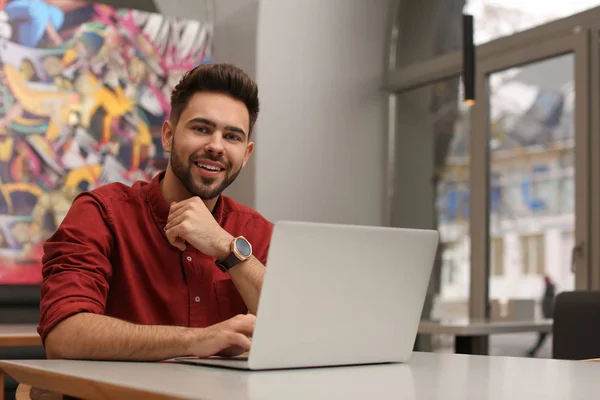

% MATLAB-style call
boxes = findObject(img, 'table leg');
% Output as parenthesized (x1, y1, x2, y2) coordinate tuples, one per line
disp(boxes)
(455, 335, 489, 355)
(455, 336, 474, 354)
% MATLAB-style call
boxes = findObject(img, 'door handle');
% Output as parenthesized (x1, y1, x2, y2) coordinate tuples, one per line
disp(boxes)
(571, 242, 584, 273)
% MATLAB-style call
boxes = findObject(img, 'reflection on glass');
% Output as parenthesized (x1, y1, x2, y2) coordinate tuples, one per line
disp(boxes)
(394, 78, 471, 352)
(436, 78, 472, 323)
(488, 54, 574, 357)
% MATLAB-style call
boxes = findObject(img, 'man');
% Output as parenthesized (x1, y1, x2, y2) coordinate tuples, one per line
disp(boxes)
(38, 63, 273, 361)
(526, 275, 555, 357)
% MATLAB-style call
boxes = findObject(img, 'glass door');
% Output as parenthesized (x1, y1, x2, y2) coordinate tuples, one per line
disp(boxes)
(469, 30, 591, 346)
(487, 55, 575, 316)
(588, 27, 600, 291)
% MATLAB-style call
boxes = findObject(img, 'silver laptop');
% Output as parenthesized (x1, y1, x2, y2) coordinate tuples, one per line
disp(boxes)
(172, 220, 439, 370)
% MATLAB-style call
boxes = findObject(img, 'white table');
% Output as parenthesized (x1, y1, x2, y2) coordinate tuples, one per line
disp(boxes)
(0, 352, 597, 400)
(418, 319, 553, 354)
(0, 325, 41, 348)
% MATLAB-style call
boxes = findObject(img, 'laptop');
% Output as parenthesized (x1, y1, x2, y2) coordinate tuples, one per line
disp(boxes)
(171, 220, 439, 370)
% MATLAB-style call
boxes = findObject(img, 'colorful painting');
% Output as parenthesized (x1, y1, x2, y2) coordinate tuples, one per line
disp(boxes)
(0, 0, 212, 284)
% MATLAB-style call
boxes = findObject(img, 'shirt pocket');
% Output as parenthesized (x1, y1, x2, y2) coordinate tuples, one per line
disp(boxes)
(214, 279, 248, 321)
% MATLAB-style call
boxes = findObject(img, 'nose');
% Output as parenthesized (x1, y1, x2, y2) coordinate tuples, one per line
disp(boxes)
(205, 131, 225, 156)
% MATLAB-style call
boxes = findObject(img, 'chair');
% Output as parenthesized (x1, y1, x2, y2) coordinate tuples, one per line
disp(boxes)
(15, 384, 31, 400)
(1, 345, 47, 400)
(15, 384, 62, 400)
(553, 291, 600, 360)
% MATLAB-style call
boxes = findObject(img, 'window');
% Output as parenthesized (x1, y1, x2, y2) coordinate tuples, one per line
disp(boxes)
(465, 0, 599, 45)
(490, 237, 504, 276)
(441, 241, 460, 286)
(520, 234, 545, 275)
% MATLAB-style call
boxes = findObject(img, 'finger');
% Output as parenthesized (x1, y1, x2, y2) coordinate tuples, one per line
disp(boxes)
(169, 196, 200, 216)
(165, 225, 186, 251)
(229, 333, 252, 352)
(173, 238, 186, 251)
(166, 234, 186, 251)
(164, 224, 178, 243)
(232, 315, 256, 336)
(165, 212, 187, 232)
(169, 197, 210, 223)
(216, 345, 246, 358)
(167, 202, 189, 224)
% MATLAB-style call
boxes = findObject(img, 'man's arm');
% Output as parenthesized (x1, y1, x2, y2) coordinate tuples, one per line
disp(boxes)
(165, 198, 271, 315)
(39, 194, 255, 361)
(45, 312, 255, 361)
(226, 256, 265, 315)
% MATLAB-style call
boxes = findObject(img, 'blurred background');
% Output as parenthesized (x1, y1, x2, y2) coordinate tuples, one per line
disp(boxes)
(2, 2, 600, 387)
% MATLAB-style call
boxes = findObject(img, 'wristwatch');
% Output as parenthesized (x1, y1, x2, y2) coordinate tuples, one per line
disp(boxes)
(215, 236, 253, 272)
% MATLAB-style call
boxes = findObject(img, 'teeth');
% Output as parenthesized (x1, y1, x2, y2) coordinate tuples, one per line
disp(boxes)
(197, 163, 220, 171)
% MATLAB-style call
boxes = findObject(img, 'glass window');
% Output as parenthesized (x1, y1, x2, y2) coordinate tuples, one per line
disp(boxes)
(488, 55, 574, 294)
(490, 237, 504, 276)
(465, 0, 599, 45)
(442, 241, 460, 286)
(521, 234, 546, 275)
(393, 77, 471, 327)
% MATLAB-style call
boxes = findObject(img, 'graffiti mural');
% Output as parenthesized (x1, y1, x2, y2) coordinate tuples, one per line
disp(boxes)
(0, 0, 212, 284)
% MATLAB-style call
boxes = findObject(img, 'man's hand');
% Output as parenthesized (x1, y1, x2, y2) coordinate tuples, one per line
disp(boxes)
(45, 312, 256, 361)
(165, 198, 265, 315)
(165, 197, 233, 259)
(188, 314, 255, 358)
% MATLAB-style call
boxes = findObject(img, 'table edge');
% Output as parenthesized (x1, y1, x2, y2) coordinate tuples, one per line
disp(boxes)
(418, 321, 553, 336)
(0, 337, 42, 347)
(0, 362, 181, 400)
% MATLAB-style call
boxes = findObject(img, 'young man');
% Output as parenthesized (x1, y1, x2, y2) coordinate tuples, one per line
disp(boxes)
(38, 63, 272, 361)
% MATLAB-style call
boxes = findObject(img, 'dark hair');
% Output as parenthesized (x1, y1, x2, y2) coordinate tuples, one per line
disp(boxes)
(169, 63, 260, 136)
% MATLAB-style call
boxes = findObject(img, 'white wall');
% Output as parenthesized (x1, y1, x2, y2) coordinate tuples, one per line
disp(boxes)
(152, 0, 210, 20)
(390, 0, 456, 231)
(155, 0, 390, 225)
(212, 0, 260, 208)
(153, 0, 260, 208)
(254, 0, 389, 225)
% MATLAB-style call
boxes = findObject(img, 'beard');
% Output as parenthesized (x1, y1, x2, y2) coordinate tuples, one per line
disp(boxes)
(170, 146, 242, 200)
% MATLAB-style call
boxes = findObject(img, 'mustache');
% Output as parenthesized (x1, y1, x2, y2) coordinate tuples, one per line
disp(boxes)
(190, 153, 232, 169)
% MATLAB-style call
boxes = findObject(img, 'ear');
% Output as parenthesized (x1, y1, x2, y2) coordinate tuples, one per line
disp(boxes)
(161, 120, 174, 153)
(242, 141, 255, 168)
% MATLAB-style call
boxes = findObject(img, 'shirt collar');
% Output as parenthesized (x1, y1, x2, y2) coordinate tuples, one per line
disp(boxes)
(145, 170, 225, 230)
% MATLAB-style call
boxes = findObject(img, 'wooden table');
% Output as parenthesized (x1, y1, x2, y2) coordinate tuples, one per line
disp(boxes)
(0, 325, 41, 348)
(0, 325, 42, 399)
(1, 351, 597, 400)
(418, 319, 553, 354)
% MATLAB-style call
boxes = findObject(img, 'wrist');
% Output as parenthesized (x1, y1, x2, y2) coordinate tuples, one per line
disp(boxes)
(181, 327, 203, 356)
(215, 233, 234, 261)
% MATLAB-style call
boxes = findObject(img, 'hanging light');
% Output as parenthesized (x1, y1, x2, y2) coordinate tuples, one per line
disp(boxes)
(463, 14, 475, 106)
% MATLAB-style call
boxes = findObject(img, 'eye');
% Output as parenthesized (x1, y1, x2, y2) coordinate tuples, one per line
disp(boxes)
(225, 133, 241, 141)
(193, 126, 209, 133)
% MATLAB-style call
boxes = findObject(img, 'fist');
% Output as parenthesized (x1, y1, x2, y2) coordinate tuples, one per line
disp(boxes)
(188, 314, 256, 358)
(165, 197, 233, 259)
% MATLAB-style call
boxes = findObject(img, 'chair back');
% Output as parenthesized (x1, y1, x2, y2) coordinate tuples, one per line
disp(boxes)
(553, 291, 600, 360)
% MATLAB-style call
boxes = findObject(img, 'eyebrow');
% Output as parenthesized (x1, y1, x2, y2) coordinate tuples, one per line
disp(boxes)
(187, 117, 247, 137)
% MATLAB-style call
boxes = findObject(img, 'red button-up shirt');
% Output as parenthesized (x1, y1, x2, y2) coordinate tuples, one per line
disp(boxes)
(37, 171, 273, 344)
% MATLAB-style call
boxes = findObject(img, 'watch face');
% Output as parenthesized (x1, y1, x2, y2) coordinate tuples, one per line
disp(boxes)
(235, 237, 252, 257)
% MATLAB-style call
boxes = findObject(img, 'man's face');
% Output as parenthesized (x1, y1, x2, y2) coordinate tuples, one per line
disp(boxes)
(162, 92, 254, 200)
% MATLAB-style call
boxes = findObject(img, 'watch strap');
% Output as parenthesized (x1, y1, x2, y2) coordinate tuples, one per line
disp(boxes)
(215, 251, 243, 272)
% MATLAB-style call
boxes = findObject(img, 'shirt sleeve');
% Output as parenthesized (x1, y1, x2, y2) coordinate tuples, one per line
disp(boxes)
(37, 192, 115, 345)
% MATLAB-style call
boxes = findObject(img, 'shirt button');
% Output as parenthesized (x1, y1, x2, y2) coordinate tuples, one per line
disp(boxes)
(195, 296, 201, 303)
(187, 256, 192, 261)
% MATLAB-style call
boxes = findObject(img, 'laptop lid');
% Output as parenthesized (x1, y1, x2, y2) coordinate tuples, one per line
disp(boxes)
(247, 221, 439, 370)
